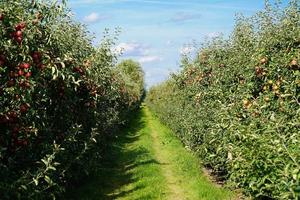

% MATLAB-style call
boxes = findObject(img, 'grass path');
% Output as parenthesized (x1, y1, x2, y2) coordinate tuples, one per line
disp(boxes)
(66, 105, 236, 200)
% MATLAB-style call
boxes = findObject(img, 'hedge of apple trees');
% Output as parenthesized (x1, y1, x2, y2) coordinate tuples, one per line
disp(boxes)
(146, 1, 300, 199)
(0, 0, 144, 199)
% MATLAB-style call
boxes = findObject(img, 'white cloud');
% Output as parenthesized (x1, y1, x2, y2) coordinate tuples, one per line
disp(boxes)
(170, 12, 201, 23)
(138, 56, 163, 63)
(69, 0, 202, 7)
(180, 46, 195, 55)
(83, 12, 108, 23)
(115, 42, 149, 56)
(206, 32, 222, 38)
(166, 40, 174, 46)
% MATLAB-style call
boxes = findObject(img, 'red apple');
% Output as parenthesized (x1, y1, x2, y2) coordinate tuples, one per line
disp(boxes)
(15, 31, 22, 37)
(16, 37, 22, 44)
(25, 72, 32, 78)
(37, 63, 45, 70)
(0, 54, 5, 62)
(15, 22, 26, 31)
(32, 51, 41, 60)
(78, 68, 85, 75)
(24, 81, 30, 88)
(8, 111, 18, 121)
(24, 63, 30, 69)
(20, 63, 30, 69)
(18, 70, 24, 76)
(20, 103, 29, 113)
(73, 66, 79, 72)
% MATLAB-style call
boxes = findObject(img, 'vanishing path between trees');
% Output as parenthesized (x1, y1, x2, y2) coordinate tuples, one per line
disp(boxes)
(66, 105, 237, 200)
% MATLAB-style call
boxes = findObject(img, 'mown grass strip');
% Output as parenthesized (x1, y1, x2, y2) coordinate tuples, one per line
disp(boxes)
(66, 106, 237, 200)
(65, 108, 167, 200)
(145, 106, 236, 200)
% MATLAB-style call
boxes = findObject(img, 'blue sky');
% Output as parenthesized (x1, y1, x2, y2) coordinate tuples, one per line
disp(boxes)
(68, 0, 288, 87)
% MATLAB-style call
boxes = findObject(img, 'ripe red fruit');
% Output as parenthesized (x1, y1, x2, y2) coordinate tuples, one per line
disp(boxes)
(15, 31, 22, 37)
(20, 105, 27, 113)
(32, 51, 41, 60)
(0, 14, 4, 21)
(0, 54, 5, 62)
(20, 22, 26, 29)
(20, 63, 30, 69)
(16, 36, 22, 44)
(15, 22, 26, 31)
(20, 103, 29, 113)
(19, 80, 30, 88)
(8, 111, 18, 121)
(15, 25, 21, 31)
(24, 81, 30, 88)
(37, 63, 45, 70)
(91, 90, 97, 96)
(25, 72, 32, 78)
(33, 53, 42, 64)
(18, 70, 24, 76)
(73, 66, 84, 75)
(23, 63, 30, 69)
(73, 66, 79, 72)
(78, 68, 85, 75)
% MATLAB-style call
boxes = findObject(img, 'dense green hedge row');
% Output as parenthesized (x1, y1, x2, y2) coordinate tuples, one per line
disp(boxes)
(0, 1, 144, 199)
(146, 1, 300, 199)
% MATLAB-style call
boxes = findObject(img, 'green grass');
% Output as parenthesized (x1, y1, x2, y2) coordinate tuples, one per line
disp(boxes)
(65, 105, 237, 200)
(65, 106, 167, 200)
(145, 106, 235, 200)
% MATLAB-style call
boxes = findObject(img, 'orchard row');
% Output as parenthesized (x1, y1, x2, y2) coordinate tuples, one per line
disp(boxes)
(0, 1, 144, 199)
(147, 1, 300, 199)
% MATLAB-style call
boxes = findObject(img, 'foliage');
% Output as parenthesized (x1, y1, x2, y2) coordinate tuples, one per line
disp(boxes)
(146, 1, 300, 199)
(115, 59, 145, 109)
(0, 0, 144, 199)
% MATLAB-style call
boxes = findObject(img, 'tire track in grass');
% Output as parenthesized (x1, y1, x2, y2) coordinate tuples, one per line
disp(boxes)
(148, 120, 186, 200)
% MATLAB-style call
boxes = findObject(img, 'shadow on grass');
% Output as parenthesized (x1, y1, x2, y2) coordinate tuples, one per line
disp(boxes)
(65, 108, 160, 200)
